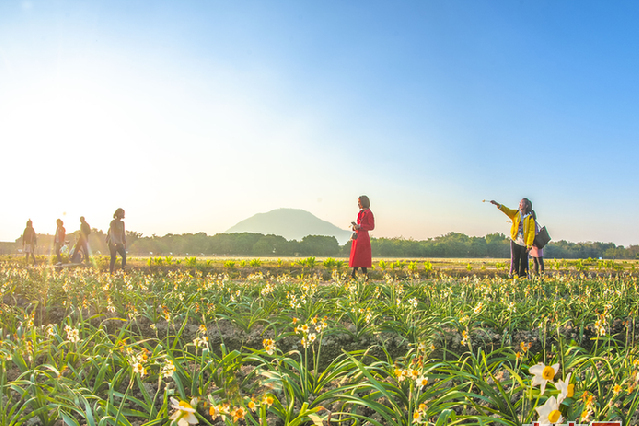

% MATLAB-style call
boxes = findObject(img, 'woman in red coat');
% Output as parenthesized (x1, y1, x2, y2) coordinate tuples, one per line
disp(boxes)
(349, 195, 375, 279)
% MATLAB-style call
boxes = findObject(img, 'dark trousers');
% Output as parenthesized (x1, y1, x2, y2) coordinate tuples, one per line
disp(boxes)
(351, 267, 368, 278)
(109, 243, 126, 273)
(510, 241, 529, 278)
(55, 243, 63, 264)
(73, 238, 90, 263)
(532, 256, 544, 275)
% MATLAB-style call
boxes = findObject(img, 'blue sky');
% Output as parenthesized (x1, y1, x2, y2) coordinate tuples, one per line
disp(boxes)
(1, 1, 637, 246)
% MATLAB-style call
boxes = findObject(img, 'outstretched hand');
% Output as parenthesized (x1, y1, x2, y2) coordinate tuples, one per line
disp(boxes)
(490, 200, 499, 206)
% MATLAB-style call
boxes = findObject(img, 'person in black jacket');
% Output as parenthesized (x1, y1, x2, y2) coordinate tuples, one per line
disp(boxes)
(107, 209, 126, 274)
(71, 216, 91, 264)
(22, 220, 37, 265)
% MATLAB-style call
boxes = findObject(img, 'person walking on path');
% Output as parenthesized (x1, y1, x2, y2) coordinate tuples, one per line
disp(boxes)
(107, 208, 126, 274)
(54, 219, 66, 265)
(72, 216, 91, 264)
(21, 220, 37, 265)
(530, 210, 545, 276)
(490, 198, 535, 278)
(349, 195, 375, 280)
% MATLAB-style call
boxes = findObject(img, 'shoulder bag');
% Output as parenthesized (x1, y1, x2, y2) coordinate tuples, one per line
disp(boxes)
(533, 225, 551, 249)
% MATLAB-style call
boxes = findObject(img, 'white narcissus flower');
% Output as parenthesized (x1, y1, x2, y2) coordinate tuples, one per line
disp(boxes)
(131, 361, 146, 377)
(530, 362, 560, 395)
(556, 372, 574, 404)
(161, 359, 176, 379)
(535, 395, 563, 424)
(262, 338, 276, 355)
(416, 376, 429, 389)
(64, 325, 81, 343)
(170, 397, 198, 426)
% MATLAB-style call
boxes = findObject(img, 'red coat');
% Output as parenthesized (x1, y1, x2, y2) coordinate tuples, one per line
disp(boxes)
(55, 226, 66, 244)
(349, 209, 374, 267)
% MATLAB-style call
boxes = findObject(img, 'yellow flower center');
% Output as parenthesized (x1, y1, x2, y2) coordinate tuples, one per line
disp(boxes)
(542, 366, 555, 381)
(567, 383, 575, 397)
(548, 409, 561, 423)
(178, 401, 192, 410)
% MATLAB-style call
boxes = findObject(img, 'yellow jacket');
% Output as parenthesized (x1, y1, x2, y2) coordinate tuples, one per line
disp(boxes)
(498, 204, 535, 248)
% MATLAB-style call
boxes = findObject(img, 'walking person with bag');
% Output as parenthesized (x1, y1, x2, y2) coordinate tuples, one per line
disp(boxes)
(349, 195, 375, 280)
(71, 216, 92, 264)
(490, 198, 535, 279)
(54, 219, 66, 265)
(107, 208, 126, 274)
(22, 220, 37, 265)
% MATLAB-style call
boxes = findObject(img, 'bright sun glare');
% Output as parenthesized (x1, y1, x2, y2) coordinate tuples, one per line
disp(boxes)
(4, 79, 135, 235)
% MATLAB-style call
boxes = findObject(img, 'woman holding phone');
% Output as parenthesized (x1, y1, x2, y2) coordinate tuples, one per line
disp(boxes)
(349, 195, 375, 280)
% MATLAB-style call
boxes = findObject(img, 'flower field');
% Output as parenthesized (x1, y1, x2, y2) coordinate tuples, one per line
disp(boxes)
(0, 260, 638, 425)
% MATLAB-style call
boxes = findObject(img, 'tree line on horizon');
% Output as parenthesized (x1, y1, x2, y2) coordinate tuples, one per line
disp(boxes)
(7, 230, 639, 260)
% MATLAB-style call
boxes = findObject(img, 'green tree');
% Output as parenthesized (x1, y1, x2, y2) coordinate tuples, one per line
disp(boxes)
(299, 235, 339, 256)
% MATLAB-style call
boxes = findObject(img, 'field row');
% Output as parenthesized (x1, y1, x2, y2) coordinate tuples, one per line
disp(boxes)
(4, 254, 638, 278)
(0, 263, 638, 425)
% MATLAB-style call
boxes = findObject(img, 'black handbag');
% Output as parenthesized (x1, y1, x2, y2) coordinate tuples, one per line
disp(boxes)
(533, 226, 551, 249)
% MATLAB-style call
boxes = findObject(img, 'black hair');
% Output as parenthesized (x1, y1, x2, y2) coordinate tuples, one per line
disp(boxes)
(359, 195, 371, 209)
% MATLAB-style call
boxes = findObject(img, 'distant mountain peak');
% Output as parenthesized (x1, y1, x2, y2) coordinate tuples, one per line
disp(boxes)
(226, 208, 352, 244)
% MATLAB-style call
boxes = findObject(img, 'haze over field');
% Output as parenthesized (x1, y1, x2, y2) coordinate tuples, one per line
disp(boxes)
(1, 1, 638, 245)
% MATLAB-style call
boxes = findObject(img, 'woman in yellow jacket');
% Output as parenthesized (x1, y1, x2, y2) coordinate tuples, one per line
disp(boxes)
(490, 198, 535, 278)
